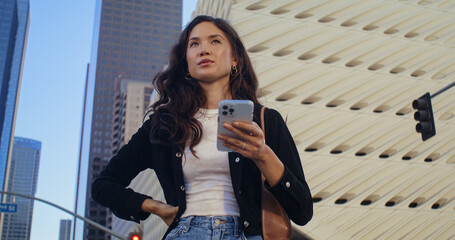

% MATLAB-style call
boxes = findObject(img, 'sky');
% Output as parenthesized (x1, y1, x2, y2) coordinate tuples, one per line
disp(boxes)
(14, 0, 198, 239)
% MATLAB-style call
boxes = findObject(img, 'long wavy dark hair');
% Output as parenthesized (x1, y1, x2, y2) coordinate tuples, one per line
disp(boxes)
(148, 15, 259, 153)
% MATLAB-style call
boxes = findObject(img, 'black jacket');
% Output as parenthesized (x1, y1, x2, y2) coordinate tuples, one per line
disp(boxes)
(91, 105, 313, 239)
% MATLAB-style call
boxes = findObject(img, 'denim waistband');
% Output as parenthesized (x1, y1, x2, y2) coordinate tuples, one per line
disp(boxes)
(169, 216, 243, 239)
(178, 216, 240, 231)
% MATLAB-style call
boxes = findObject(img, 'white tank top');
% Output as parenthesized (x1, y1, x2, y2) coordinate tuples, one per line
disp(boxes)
(181, 109, 240, 218)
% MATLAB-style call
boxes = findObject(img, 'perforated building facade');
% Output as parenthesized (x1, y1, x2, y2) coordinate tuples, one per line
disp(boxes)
(193, 0, 455, 239)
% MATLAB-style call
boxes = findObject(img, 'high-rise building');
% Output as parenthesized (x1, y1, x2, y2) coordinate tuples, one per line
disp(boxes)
(194, 0, 455, 239)
(1, 137, 40, 240)
(59, 219, 72, 240)
(0, 0, 30, 200)
(110, 77, 153, 158)
(109, 77, 168, 239)
(74, 1, 182, 239)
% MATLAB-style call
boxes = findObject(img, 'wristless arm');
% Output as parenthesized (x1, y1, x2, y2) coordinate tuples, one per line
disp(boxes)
(141, 198, 178, 226)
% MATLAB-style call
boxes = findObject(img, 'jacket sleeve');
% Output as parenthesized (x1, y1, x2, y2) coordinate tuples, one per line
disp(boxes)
(91, 117, 154, 223)
(263, 108, 313, 225)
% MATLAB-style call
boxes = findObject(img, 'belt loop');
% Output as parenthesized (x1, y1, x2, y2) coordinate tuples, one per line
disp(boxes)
(183, 216, 194, 233)
(234, 216, 240, 237)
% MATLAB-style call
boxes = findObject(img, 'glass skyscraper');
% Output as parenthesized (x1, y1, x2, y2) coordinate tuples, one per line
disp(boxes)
(1, 137, 41, 240)
(74, 1, 182, 239)
(0, 0, 30, 199)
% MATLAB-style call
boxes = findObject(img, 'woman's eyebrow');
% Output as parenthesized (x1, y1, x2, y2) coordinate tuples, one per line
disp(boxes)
(208, 34, 224, 39)
(189, 34, 224, 41)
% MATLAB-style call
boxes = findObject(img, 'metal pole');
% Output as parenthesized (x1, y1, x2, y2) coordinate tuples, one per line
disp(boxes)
(431, 81, 455, 98)
(0, 191, 125, 240)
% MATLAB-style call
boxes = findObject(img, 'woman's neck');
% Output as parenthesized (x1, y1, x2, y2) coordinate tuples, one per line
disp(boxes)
(200, 80, 231, 109)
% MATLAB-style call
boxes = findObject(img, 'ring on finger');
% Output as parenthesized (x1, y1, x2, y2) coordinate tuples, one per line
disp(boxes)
(241, 141, 246, 150)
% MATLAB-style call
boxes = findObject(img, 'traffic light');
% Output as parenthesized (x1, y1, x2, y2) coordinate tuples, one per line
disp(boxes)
(412, 92, 436, 141)
(131, 235, 140, 240)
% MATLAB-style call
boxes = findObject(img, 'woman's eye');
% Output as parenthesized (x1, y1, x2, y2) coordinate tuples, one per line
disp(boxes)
(212, 39, 221, 44)
(189, 42, 198, 47)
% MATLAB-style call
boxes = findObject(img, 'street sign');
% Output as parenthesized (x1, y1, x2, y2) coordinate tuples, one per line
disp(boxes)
(0, 203, 17, 213)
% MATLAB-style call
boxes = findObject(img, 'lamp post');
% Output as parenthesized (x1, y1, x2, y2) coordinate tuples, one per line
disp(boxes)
(0, 191, 125, 240)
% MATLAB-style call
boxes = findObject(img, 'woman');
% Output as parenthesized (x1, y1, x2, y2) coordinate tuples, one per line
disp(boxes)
(92, 15, 313, 240)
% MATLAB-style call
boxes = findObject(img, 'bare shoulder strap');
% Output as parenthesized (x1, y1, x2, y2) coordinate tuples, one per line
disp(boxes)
(260, 107, 266, 135)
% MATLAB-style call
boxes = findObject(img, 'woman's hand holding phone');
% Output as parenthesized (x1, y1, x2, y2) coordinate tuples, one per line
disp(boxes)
(216, 99, 268, 161)
(217, 102, 286, 186)
(218, 120, 267, 161)
(219, 121, 285, 186)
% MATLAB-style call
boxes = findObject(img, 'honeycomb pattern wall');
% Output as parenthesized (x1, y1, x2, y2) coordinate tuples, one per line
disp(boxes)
(193, 0, 455, 239)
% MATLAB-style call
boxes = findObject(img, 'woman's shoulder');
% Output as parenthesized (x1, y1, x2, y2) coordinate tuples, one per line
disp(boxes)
(142, 113, 154, 126)
(253, 104, 286, 132)
(135, 113, 154, 135)
(253, 103, 282, 119)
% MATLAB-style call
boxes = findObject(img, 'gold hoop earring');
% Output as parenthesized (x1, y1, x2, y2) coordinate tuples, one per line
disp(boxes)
(185, 72, 192, 80)
(231, 65, 238, 76)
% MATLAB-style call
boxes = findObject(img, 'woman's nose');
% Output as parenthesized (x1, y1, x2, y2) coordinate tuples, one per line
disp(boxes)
(199, 49, 210, 56)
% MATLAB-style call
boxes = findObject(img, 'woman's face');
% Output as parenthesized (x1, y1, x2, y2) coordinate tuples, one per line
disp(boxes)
(186, 22, 236, 85)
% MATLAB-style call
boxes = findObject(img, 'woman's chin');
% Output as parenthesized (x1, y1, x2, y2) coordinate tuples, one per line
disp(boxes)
(195, 75, 229, 84)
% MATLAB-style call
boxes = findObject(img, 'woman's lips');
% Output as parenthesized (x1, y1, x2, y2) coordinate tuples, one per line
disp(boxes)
(198, 59, 214, 66)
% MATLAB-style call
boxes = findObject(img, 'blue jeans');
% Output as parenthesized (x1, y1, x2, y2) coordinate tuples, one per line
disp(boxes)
(164, 216, 263, 240)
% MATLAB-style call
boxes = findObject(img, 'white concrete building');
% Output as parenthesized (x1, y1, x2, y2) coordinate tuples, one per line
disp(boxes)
(193, 0, 455, 239)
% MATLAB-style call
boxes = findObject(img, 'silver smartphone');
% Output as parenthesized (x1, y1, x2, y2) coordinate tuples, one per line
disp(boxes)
(217, 100, 254, 152)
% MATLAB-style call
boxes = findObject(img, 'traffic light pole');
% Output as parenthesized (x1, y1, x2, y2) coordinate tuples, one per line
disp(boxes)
(430, 81, 455, 98)
(0, 191, 125, 240)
